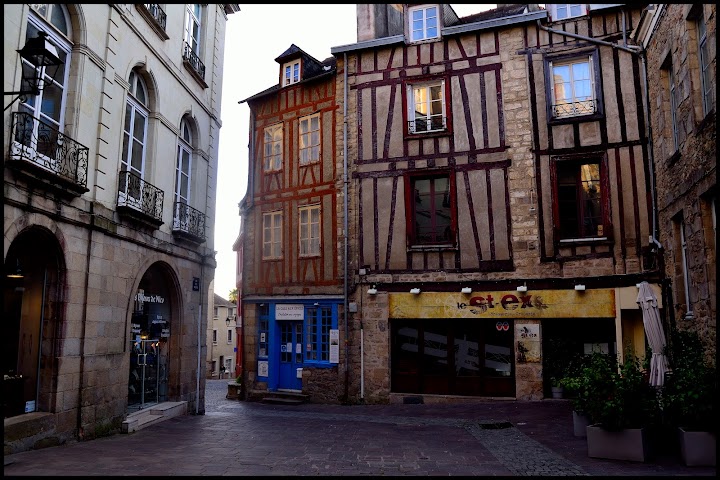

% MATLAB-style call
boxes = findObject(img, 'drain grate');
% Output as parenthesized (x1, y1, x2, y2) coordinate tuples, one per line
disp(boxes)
(477, 421, 513, 429)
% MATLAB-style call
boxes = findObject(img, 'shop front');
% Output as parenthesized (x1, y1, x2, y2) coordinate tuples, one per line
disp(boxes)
(387, 287, 631, 400)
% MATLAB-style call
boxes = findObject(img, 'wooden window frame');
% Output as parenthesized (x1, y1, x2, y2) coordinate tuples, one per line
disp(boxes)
(263, 123, 283, 173)
(408, 4, 440, 43)
(262, 210, 283, 260)
(548, 4, 587, 21)
(282, 59, 301, 87)
(298, 113, 321, 166)
(544, 50, 604, 124)
(404, 169, 457, 248)
(298, 204, 321, 257)
(403, 76, 452, 137)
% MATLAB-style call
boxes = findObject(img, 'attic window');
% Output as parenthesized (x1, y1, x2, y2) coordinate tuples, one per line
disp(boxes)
(283, 60, 301, 87)
(409, 5, 439, 42)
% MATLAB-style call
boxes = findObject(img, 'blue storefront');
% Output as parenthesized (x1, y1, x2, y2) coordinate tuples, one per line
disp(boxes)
(252, 298, 342, 391)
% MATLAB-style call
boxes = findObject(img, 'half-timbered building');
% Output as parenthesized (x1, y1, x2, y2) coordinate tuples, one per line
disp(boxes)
(238, 45, 345, 402)
(331, 3, 662, 403)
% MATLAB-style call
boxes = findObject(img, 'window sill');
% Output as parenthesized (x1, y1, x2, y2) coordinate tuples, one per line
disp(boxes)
(262, 257, 283, 262)
(695, 109, 715, 134)
(183, 61, 208, 89)
(299, 254, 321, 259)
(559, 237, 609, 244)
(407, 243, 458, 252)
(548, 111, 604, 125)
(404, 130, 451, 140)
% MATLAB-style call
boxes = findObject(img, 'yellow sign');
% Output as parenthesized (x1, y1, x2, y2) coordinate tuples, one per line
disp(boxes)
(389, 289, 616, 319)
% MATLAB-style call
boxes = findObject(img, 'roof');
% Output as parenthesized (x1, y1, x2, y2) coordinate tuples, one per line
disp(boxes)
(239, 46, 337, 104)
(213, 293, 234, 308)
(460, 4, 534, 24)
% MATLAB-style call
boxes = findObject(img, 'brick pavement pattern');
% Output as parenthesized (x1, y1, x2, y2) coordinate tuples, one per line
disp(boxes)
(3, 380, 716, 476)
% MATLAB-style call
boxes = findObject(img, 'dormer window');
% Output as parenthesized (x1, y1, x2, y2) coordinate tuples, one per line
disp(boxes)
(409, 5, 439, 42)
(549, 4, 587, 21)
(283, 60, 300, 87)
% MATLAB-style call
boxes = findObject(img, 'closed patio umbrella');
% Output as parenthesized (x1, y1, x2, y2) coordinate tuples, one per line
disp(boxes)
(636, 281, 669, 387)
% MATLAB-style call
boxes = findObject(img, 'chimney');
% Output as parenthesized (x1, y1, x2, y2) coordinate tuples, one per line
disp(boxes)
(357, 4, 404, 42)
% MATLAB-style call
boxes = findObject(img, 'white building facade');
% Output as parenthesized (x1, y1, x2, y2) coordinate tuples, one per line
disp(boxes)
(3, 3, 239, 453)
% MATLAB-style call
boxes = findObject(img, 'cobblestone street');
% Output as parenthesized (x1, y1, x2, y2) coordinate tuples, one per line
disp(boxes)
(3, 380, 716, 476)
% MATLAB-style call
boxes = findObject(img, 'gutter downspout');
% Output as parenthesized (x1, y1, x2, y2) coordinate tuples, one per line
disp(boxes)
(195, 254, 204, 414)
(342, 52, 351, 403)
(536, 14, 662, 249)
(77, 202, 93, 439)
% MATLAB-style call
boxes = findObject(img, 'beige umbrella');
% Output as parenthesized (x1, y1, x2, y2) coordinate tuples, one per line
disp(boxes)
(636, 281, 669, 386)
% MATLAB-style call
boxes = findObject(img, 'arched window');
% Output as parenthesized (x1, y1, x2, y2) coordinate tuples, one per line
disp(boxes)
(119, 69, 149, 202)
(175, 117, 193, 205)
(17, 5, 72, 160)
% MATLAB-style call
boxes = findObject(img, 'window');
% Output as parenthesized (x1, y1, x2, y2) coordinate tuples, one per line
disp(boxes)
(408, 80, 447, 134)
(212, 329, 217, 344)
(409, 5, 439, 42)
(16, 6, 72, 161)
(119, 70, 149, 200)
(184, 4, 201, 55)
(213, 307, 218, 318)
(262, 211, 283, 259)
(282, 60, 300, 87)
(697, 17, 713, 117)
(175, 118, 193, 205)
(677, 217, 693, 319)
(263, 124, 283, 172)
(299, 114, 320, 165)
(549, 4, 587, 21)
(299, 205, 321, 257)
(549, 55, 596, 118)
(305, 306, 333, 363)
(407, 173, 455, 246)
(553, 159, 608, 241)
(668, 65, 679, 152)
(258, 304, 269, 360)
(227, 329, 232, 344)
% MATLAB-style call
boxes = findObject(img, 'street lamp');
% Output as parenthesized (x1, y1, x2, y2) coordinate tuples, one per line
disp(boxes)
(4, 31, 64, 110)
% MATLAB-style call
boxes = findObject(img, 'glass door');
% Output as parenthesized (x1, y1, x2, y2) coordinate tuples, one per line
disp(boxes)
(128, 338, 159, 410)
(277, 321, 303, 390)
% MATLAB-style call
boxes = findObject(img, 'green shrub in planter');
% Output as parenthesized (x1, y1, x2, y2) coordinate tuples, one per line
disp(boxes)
(580, 351, 661, 431)
(661, 329, 717, 433)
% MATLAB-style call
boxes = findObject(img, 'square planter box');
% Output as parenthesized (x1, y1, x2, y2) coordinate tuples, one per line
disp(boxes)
(586, 424, 650, 462)
(573, 411, 590, 438)
(679, 428, 716, 467)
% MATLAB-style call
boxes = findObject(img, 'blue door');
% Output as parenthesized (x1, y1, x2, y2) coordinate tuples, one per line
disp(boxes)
(277, 321, 303, 390)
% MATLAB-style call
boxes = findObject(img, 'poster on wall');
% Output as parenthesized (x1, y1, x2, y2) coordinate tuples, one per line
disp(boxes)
(515, 323, 540, 363)
(258, 361, 268, 377)
(329, 329, 339, 364)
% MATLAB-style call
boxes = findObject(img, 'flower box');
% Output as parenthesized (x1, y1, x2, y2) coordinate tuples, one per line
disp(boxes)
(679, 428, 716, 466)
(586, 424, 650, 462)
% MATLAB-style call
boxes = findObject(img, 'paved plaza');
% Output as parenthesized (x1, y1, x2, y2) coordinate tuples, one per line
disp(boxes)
(3, 380, 716, 476)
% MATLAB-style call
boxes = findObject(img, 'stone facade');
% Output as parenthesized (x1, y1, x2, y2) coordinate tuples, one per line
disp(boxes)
(637, 4, 716, 360)
(4, 4, 239, 453)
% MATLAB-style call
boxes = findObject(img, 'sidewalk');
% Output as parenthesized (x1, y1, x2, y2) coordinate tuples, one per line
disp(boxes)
(3, 380, 716, 476)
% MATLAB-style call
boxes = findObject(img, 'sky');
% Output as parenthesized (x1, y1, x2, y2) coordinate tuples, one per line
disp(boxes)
(213, 5, 495, 300)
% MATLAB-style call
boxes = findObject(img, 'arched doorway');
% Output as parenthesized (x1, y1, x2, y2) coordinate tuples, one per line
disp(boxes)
(3, 227, 64, 418)
(128, 263, 177, 411)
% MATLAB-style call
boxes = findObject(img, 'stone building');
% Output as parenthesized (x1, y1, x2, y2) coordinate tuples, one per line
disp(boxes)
(330, 3, 661, 404)
(206, 286, 238, 379)
(4, 4, 239, 453)
(238, 44, 346, 403)
(635, 4, 716, 359)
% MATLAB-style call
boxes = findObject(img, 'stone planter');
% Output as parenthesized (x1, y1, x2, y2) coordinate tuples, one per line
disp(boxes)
(679, 428, 716, 466)
(573, 411, 590, 437)
(586, 424, 650, 462)
(226, 382, 242, 400)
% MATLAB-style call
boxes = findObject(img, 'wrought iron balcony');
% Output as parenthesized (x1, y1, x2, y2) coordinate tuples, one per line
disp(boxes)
(552, 99, 596, 118)
(142, 4, 167, 31)
(117, 170, 164, 226)
(172, 202, 206, 243)
(8, 111, 89, 195)
(182, 41, 206, 81)
(408, 116, 447, 134)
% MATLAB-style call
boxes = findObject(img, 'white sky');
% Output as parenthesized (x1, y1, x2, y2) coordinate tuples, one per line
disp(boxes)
(213, 5, 495, 300)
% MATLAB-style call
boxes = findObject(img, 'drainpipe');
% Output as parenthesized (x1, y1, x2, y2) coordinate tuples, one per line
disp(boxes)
(342, 52, 351, 403)
(535, 13, 662, 249)
(77, 202, 93, 439)
(195, 254, 204, 414)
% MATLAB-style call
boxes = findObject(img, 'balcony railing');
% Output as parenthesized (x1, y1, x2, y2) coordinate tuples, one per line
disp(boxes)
(172, 202, 206, 242)
(9, 111, 89, 190)
(117, 170, 164, 224)
(552, 99, 597, 118)
(142, 4, 167, 30)
(408, 116, 447, 134)
(182, 41, 206, 81)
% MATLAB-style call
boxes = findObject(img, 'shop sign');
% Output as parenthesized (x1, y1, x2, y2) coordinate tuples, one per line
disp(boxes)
(516, 323, 541, 363)
(135, 292, 165, 304)
(276, 304, 304, 320)
(389, 290, 615, 319)
(161, 328, 170, 338)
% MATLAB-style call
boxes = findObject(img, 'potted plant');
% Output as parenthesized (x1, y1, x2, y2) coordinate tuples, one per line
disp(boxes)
(582, 351, 661, 462)
(661, 329, 717, 466)
(543, 337, 580, 399)
(560, 354, 592, 437)
(226, 374, 243, 400)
